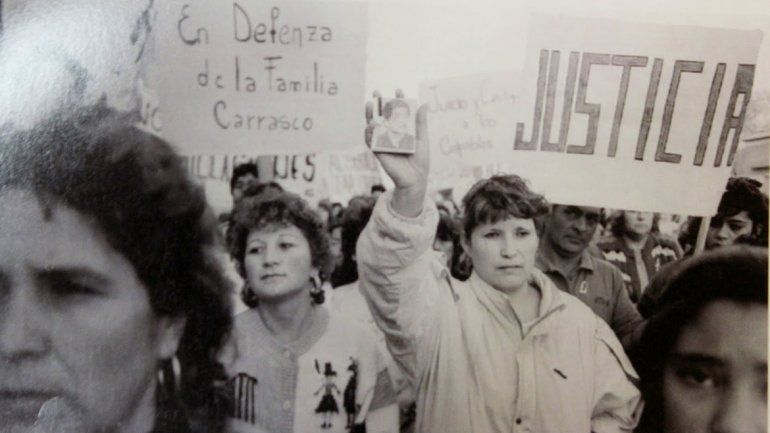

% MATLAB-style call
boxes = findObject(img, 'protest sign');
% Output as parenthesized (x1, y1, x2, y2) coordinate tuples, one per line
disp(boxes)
(419, 71, 520, 198)
(155, 0, 367, 155)
(510, 15, 762, 216)
(325, 148, 383, 203)
(181, 152, 327, 213)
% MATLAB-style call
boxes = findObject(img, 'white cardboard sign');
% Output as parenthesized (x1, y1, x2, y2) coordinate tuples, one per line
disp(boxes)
(510, 15, 762, 215)
(419, 71, 520, 197)
(156, 0, 367, 155)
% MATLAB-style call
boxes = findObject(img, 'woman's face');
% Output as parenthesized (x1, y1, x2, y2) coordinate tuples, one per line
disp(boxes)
(706, 211, 755, 249)
(0, 189, 183, 433)
(623, 211, 654, 237)
(663, 300, 767, 433)
(243, 224, 315, 304)
(463, 216, 538, 293)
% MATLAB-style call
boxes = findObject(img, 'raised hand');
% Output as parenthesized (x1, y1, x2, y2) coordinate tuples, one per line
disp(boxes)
(365, 90, 429, 217)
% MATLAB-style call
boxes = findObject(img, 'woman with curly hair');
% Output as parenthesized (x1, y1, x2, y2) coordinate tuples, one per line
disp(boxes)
(0, 107, 233, 433)
(222, 188, 397, 433)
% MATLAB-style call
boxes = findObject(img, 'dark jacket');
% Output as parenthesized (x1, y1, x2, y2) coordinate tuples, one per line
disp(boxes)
(597, 235, 681, 304)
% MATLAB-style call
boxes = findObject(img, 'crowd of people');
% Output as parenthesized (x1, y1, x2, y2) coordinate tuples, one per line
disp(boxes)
(0, 97, 766, 433)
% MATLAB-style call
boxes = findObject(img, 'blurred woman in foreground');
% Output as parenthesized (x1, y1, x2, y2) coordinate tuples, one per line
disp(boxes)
(0, 108, 232, 433)
(635, 246, 767, 433)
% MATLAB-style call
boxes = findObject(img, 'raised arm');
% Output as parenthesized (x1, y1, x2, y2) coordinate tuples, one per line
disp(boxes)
(357, 94, 444, 386)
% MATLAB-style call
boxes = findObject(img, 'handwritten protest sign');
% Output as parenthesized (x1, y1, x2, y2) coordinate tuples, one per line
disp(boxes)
(325, 149, 383, 203)
(419, 71, 520, 198)
(510, 15, 762, 216)
(155, 0, 367, 155)
(182, 152, 327, 212)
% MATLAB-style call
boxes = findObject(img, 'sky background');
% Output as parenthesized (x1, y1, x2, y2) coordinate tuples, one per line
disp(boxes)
(362, 0, 770, 96)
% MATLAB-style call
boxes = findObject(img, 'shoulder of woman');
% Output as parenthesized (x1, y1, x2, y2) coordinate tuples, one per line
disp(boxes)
(548, 287, 605, 327)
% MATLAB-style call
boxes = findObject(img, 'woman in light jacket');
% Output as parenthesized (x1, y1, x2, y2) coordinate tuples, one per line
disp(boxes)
(356, 97, 643, 433)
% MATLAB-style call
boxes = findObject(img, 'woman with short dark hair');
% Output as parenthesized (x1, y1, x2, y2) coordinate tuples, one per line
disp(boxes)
(357, 100, 642, 433)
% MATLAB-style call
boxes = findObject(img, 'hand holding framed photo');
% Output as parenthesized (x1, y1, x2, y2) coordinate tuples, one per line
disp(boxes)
(370, 98, 418, 155)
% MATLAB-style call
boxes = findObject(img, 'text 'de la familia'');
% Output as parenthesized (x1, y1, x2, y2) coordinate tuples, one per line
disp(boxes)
(157, 0, 367, 155)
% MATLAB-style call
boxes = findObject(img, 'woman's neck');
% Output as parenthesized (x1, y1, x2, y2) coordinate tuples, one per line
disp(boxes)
(623, 232, 648, 250)
(256, 291, 316, 345)
(506, 281, 541, 323)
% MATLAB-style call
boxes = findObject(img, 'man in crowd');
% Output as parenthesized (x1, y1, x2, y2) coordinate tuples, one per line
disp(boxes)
(230, 162, 260, 206)
(536, 204, 645, 349)
(218, 162, 261, 236)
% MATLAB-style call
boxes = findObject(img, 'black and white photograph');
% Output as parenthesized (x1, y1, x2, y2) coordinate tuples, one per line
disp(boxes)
(0, 1, 767, 433)
(370, 98, 418, 154)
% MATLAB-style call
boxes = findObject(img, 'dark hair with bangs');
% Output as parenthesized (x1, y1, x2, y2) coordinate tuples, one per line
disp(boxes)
(460, 174, 549, 240)
(228, 188, 332, 307)
(716, 177, 767, 237)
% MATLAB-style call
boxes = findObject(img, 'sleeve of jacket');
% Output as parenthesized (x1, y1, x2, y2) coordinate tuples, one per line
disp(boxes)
(356, 191, 442, 391)
(355, 331, 399, 433)
(608, 265, 645, 350)
(590, 319, 644, 433)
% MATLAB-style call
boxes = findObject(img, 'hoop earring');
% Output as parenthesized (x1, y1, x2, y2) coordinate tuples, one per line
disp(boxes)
(157, 355, 182, 394)
(309, 275, 325, 304)
(241, 281, 259, 308)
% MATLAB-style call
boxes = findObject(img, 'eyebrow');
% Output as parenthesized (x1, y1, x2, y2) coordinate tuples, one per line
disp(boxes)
(34, 266, 112, 287)
(668, 352, 726, 368)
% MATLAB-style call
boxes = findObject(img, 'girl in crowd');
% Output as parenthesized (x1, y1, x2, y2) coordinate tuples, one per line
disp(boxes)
(356, 98, 642, 433)
(597, 210, 681, 303)
(0, 109, 233, 433)
(222, 188, 397, 433)
(635, 246, 767, 433)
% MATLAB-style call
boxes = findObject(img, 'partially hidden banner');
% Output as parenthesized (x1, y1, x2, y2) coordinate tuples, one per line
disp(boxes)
(419, 71, 521, 201)
(156, 0, 367, 155)
(182, 153, 328, 213)
(509, 15, 762, 216)
(181, 149, 380, 213)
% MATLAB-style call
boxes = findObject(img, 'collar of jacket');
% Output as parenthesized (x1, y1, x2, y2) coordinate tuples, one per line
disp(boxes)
(466, 269, 566, 338)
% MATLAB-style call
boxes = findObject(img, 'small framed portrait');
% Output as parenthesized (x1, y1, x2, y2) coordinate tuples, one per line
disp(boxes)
(370, 98, 418, 155)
